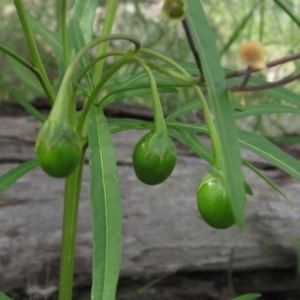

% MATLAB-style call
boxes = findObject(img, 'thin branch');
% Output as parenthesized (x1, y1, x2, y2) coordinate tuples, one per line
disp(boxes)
(181, 19, 204, 81)
(230, 73, 300, 92)
(226, 52, 300, 79)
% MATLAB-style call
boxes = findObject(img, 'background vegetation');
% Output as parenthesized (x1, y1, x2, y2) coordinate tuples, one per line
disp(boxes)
(1, 0, 300, 139)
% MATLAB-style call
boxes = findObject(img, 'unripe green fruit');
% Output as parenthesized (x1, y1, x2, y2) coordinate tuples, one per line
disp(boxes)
(35, 120, 81, 178)
(162, 0, 187, 21)
(132, 131, 177, 185)
(197, 179, 235, 229)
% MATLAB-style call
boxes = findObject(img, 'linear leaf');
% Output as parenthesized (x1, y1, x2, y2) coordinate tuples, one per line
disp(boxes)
(89, 106, 122, 300)
(234, 104, 300, 118)
(67, 19, 93, 89)
(243, 160, 293, 207)
(186, 0, 246, 230)
(27, 12, 63, 92)
(231, 294, 261, 300)
(239, 129, 300, 182)
(273, 0, 300, 28)
(220, 2, 260, 57)
(10, 87, 46, 123)
(6, 47, 44, 94)
(0, 292, 13, 300)
(101, 85, 176, 107)
(69, 0, 98, 43)
(0, 160, 39, 195)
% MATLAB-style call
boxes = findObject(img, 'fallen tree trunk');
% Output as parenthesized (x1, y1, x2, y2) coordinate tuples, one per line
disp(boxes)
(0, 104, 300, 298)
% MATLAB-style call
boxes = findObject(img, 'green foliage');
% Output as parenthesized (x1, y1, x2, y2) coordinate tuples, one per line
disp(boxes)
(0, 292, 13, 300)
(1, 0, 300, 299)
(231, 294, 261, 300)
(89, 107, 122, 299)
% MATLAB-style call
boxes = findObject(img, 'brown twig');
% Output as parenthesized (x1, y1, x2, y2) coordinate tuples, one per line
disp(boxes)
(226, 52, 300, 79)
(230, 73, 300, 92)
(181, 19, 204, 81)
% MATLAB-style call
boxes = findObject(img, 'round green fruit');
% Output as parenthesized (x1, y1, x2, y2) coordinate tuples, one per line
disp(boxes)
(162, 0, 187, 21)
(35, 120, 81, 178)
(197, 179, 235, 229)
(132, 131, 177, 185)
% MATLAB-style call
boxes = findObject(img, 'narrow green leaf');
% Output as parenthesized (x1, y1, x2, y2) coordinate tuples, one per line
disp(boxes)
(0, 43, 33, 70)
(10, 87, 46, 123)
(27, 12, 63, 92)
(186, 0, 246, 230)
(174, 127, 213, 164)
(166, 100, 200, 121)
(108, 118, 150, 129)
(273, 0, 300, 28)
(0, 160, 39, 195)
(89, 106, 122, 300)
(0, 292, 13, 300)
(69, 0, 98, 43)
(243, 160, 293, 207)
(234, 104, 300, 119)
(220, 2, 260, 57)
(6, 48, 44, 94)
(239, 129, 300, 182)
(231, 293, 261, 300)
(67, 19, 93, 89)
(101, 85, 176, 107)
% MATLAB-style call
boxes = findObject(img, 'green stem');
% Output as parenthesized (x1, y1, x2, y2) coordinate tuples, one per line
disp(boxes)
(61, 0, 68, 69)
(143, 59, 199, 85)
(53, 35, 140, 122)
(140, 48, 199, 85)
(13, 0, 55, 104)
(58, 148, 86, 300)
(0, 44, 34, 70)
(75, 51, 126, 87)
(135, 58, 166, 134)
(139, 48, 223, 169)
(193, 86, 223, 170)
(77, 52, 135, 133)
(93, 0, 120, 83)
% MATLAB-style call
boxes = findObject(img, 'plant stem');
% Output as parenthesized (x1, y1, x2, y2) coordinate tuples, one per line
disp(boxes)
(76, 51, 126, 86)
(93, 0, 120, 83)
(138, 48, 223, 169)
(226, 52, 300, 79)
(135, 59, 167, 134)
(13, 0, 55, 104)
(230, 72, 300, 92)
(77, 53, 135, 133)
(52, 35, 140, 122)
(61, 0, 68, 69)
(58, 149, 86, 300)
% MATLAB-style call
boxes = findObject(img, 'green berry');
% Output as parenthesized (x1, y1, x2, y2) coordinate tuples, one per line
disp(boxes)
(35, 120, 81, 178)
(132, 131, 177, 185)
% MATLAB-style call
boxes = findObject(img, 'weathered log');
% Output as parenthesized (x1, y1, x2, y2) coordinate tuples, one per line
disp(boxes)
(0, 111, 300, 297)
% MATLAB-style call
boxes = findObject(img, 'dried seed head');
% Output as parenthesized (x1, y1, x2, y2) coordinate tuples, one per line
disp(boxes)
(239, 41, 266, 69)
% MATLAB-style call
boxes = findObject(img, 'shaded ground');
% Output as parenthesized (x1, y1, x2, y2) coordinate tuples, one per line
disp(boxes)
(6, 268, 300, 300)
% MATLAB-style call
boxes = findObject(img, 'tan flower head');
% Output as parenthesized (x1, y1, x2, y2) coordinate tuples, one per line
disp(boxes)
(239, 41, 267, 69)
